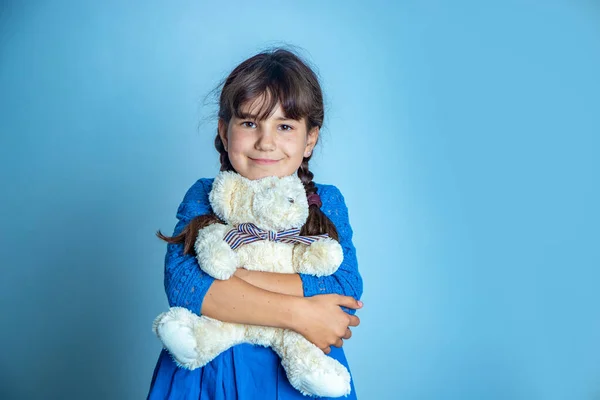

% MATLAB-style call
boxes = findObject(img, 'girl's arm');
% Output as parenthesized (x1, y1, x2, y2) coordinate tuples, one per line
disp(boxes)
(232, 269, 304, 296)
(233, 185, 364, 313)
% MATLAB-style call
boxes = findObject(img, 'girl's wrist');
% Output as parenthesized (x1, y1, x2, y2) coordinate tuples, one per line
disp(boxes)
(284, 295, 307, 332)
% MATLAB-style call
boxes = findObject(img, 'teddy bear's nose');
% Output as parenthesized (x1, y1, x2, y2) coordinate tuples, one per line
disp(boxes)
(288, 197, 294, 203)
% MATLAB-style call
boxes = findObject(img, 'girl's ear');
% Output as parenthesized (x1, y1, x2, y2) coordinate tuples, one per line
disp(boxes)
(218, 119, 229, 151)
(304, 126, 319, 157)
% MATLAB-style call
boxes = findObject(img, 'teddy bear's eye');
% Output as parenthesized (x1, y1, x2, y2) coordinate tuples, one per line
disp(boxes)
(287, 197, 294, 203)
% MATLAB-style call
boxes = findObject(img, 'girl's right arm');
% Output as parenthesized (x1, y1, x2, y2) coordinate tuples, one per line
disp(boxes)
(163, 178, 361, 352)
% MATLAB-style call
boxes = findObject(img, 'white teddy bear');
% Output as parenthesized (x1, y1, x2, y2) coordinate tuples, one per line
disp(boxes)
(152, 170, 352, 397)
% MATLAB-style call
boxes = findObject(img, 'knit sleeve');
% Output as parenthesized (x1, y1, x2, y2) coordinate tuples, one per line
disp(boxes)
(299, 185, 364, 313)
(163, 178, 216, 316)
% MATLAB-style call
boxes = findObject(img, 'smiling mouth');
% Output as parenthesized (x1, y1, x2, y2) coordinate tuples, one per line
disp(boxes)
(250, 158, 281, 164)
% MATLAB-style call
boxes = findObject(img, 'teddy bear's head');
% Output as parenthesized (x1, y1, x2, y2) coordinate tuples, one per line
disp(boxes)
(209, 171, 310, 231)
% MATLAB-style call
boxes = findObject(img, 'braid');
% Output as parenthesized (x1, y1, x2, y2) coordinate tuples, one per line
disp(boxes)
(298, 158, 317, 195)
(297, 157, 339, 241)
(214, 131, 235, 172)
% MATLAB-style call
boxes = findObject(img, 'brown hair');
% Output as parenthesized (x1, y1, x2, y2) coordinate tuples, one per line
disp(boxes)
(157, 47, 338, 255)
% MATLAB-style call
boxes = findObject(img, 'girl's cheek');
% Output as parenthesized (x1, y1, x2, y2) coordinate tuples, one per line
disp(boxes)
(227, 133, 244, 149)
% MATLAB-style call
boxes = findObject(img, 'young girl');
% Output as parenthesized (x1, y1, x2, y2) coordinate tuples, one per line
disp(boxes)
(147, 47, 364, 400)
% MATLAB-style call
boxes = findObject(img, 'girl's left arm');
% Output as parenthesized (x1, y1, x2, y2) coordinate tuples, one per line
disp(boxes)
(235, 185, 364, 313)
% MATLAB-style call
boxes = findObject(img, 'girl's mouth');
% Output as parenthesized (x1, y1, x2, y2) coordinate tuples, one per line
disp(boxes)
(250, 158, 280, 165)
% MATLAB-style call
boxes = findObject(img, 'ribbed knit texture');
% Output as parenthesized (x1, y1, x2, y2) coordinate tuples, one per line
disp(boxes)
(163, 178, 363, 317)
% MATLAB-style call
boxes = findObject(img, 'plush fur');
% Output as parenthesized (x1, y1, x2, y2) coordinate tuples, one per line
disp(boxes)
(153, 171, 350, 397)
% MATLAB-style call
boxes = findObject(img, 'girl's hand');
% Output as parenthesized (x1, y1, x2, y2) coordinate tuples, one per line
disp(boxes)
(291, 294, 363, 354)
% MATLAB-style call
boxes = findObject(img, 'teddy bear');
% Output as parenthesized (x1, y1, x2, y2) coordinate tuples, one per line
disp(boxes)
(152, 170, 352, 397)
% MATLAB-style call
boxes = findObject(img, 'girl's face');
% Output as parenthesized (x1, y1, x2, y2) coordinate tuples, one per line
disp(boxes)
(218, 99, 319, 180)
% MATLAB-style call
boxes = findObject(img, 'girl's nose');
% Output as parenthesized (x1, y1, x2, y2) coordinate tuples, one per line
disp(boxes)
(254, 129, 276, 151)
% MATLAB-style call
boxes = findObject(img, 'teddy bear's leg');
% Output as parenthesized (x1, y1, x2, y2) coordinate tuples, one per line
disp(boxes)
(270, 329, 351, 398)
(244, 324, 280, 348)
(292, 239, 344, 277)
(153, 307, 246, 370)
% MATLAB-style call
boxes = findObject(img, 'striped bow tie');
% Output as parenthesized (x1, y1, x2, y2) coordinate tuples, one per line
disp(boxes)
(224, 222, 329, 250)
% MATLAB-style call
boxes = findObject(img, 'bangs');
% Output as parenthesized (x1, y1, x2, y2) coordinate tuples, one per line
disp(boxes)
(227, 62, 314, 123)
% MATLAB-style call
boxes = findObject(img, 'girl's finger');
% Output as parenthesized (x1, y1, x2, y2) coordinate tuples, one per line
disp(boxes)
(335, 295, 363, 309)
(348, 315, 360, 327)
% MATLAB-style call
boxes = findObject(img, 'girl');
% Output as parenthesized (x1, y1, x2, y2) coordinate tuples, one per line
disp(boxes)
(147, 47, 364, 400)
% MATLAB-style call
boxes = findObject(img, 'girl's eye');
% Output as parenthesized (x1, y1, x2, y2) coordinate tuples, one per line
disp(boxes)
(240, 121, 293, 130)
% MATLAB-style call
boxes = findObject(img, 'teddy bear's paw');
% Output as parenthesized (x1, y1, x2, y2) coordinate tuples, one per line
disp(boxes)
(293, 239, 344, 277)
(152, 307, 202, 370)
(195, 224, 239, 280)
(292, 356, 351, 398)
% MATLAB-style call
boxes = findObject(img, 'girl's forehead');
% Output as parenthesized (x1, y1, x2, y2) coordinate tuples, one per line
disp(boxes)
(240, 96, 278, 115)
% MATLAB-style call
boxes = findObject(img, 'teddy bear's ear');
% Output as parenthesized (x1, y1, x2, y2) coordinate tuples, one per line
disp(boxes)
(209, 171, 250, 221)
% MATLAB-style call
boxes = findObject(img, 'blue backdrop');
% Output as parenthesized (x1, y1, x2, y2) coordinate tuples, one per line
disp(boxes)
(1, 1, 599, 399)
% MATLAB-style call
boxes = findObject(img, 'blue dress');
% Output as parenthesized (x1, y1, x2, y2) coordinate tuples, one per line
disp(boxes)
(147, 178, 363, 399)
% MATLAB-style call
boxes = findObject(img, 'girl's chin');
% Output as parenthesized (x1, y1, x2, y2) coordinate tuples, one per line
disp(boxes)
(231, 161, 299, 180)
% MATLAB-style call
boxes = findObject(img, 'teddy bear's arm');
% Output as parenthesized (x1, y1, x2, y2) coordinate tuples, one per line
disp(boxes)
(292, 238, 344, 277)
(194, 223, 240, 280)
